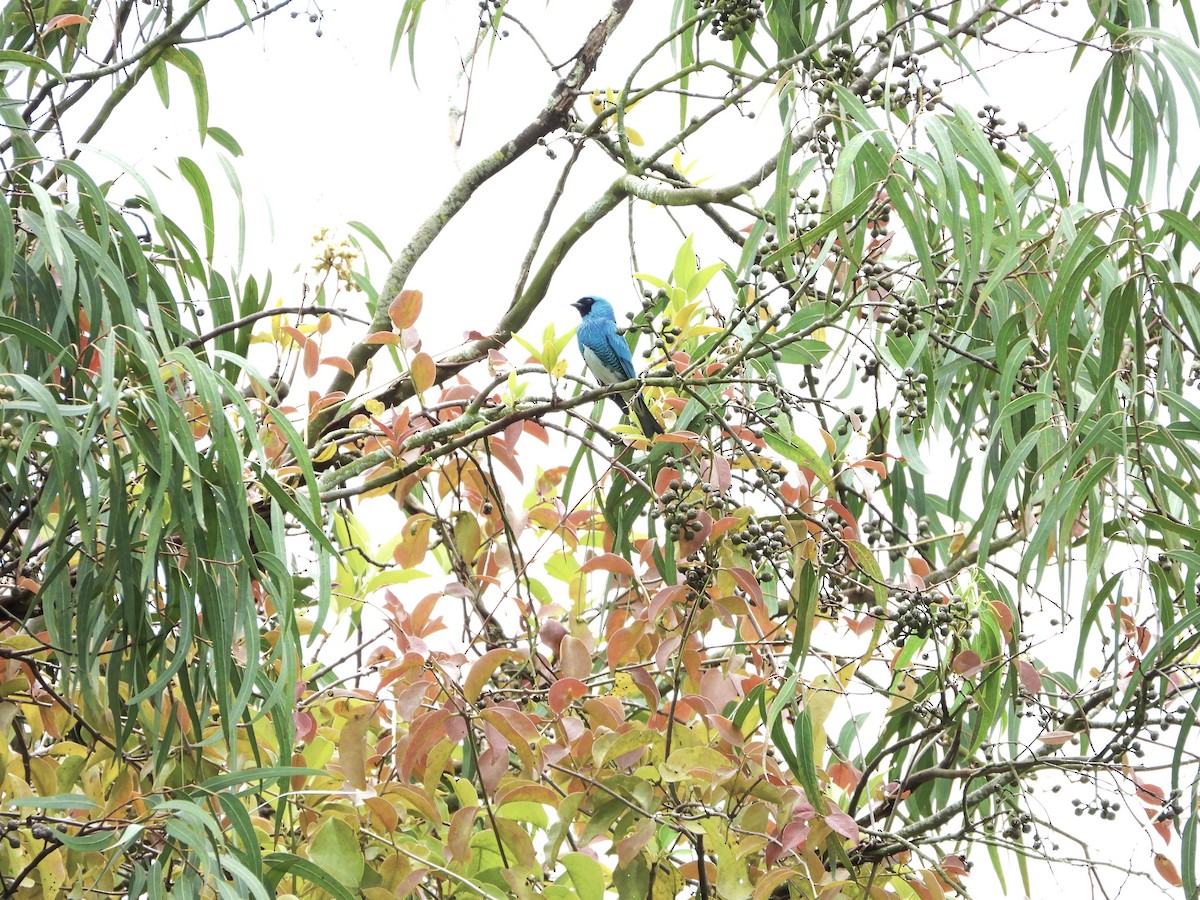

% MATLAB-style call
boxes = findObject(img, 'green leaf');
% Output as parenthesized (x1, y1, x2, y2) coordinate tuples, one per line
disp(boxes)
(0, 49, 64, 83)
(672, 234, 696, 288)
(764, 426, 834, 493)
(264, 852, 358, 900)
(0, 314, 66, 357)
(198, 766, 328, 793)
(4, 793, 98, 810)
(561, 852, 605, 900)
(307, 817, 364, 888)
(178, 157, 215, 261)
(762, 184, 877, 268)
(161, 46, 209, 141)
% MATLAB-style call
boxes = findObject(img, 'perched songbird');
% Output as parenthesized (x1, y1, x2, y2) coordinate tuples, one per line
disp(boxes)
(571, 295, 662, 437)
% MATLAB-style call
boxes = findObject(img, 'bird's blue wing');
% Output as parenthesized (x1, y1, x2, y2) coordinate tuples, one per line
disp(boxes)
(577, 317, 636, 383)
(601, 326, 637, 381)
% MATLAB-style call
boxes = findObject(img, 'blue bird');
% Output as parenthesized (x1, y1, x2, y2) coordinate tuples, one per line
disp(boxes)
(571, 296, 662, 437)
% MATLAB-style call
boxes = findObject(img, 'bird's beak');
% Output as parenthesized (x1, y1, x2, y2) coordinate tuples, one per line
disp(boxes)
(570, 299, 586, 313)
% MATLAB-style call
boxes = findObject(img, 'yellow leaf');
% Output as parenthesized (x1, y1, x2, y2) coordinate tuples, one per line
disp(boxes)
(551, 358, 568, 379)
(37, 847, 66, 899)
(625, 127, 644, 146)
(337, 701, 376, 790)
(612, 672, 639, 698)
(365, 399, 384, 417)
(313, 443, 337, 463)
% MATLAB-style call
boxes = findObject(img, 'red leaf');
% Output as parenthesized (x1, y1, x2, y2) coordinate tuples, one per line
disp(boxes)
(940, 854, 969, 877)
(707, 714, 743, 747)
(294, 711, 316, 743)
(1152, 817, 1174, 844)
(824, 804, 860, 843)
(988, 600, 1014, 635)
(851, 457, 888, 479)
(654, 467, 682, 496)
(1017, 659, 1042, 695)
(655, 430, 701, 445)
(844, 614, 876, 636)
(729, 567, 763, 606)
(823, 499, 859, 536)
(709, 516, 741, 541)
(1135, 780, 1165, 804)
(648, 585, 686, 621)
(281, 325, 308, 346)
(677, 509, 713, 556)
(951, 650, 983, 677)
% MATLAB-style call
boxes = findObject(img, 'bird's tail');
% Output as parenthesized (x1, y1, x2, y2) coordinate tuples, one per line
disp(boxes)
(631, 394, 662, 437)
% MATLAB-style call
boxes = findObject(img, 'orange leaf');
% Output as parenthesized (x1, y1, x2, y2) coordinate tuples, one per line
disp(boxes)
(364, 796, 399, 833)
(1153, 853, 1182, 887)
(389, 289, 424, 329)
(303, 338, 319, 378)
(606, 620, 647, 669)
(281, 325, 308, 346)
(364, 331, 401, 345)
(322, 355, 355, 374)
(44, 13, 88, 32)
(410, 352, 435, 393)
(579, 553, 635, 578)
(548, 678, 588, 715)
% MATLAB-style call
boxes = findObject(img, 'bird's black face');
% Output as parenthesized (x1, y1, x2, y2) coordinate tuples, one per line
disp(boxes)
(571, 296, 596, 317)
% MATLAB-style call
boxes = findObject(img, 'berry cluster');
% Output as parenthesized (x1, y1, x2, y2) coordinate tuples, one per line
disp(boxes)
(729, 517, 791, 578)
(651, 478, 720, 540)
(877, 292, 923, 338)
(476, 0, 509, 37)
(877, 590, 970, 642)
(0, 417, 23, 453)
(897, 368, 928, 434)
(695, 0, 764, 40)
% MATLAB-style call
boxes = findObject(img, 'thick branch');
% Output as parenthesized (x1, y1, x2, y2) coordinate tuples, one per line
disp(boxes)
(312, 0, 635, 440)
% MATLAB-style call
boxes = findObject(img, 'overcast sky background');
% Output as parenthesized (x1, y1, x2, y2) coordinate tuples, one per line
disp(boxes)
(88, 0, 1127, 354)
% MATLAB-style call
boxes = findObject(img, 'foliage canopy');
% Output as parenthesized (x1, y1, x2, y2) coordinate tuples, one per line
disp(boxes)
(0, 0, 1199, 897)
